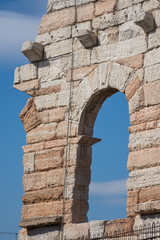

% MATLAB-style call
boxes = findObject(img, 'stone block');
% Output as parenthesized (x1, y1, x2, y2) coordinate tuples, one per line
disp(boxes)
(130, 105, 160, 125)
(14, 63, 37, 84)
(13, 79, 39, 96)
(34, 93, 57, 111)
(153, 9, 160, 28)
(115, 0, 132, 10)
(128, 120, 159, 133)
(26, 123, 57, 144)
(23, 142, 45, 153)
(144, 81, 160, 106)
(21, 201, 62, 220)
(117, 54, 144, 70)
(91, 35, 147, 64)
(139, 186, 160, 203)
(144, 64, 160, 83)
(119, 21, 144, 41)
(77, 3, 94, 23)
(76, 0, 97, 6)
(127, 166, 160, 190)
(73, 48, 91, 68)
(98, 27, 119, 45)
(127, 147, 160, 171)
(144, 47, 160, 67)
(44, 38, 72, 59)
(23, 168, 64, 192)
(142, 0, 160, 12)
(35, 148, 64, 171)
(125, 76, 141, 101)
(23, 153, 35, 174)
(63, 223, 89, 240)
(38, 7, 76, 34)
(56, 121, 78, 138)
(129, 128, 160, 151)
(21, 41, 44, 63)
(95, 0, 117, 16)
(72, 21, 91, 38)
(105, 218, 134, 233)
(19, 98, 41, 132)
(38, 55, 71, 82)
(128, 86, 145, 114)
(66, 65, 97, 82)
(47, 0, 75, 12)
(50, 26, 72, 43)
(22, 187, 63, 204)
(36, 32, 51, 46)
(133, 11, 155, 33)
(148, 27, 160, 49)
(90, 221, 105, 238)
(109, 62, 133, 92)
(77, 30, 98, 48)
(35, 85, 61, 96)
(127, 190, 139, 207)
(89, 62, 110, 92)
(27, 226, 60, 240)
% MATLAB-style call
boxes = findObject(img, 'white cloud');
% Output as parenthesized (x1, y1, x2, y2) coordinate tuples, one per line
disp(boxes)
(0, 11, 41, 62)
(90, 179, 127, 196)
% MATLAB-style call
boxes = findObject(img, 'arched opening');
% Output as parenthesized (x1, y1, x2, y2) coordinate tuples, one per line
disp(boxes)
(78, 88, 130, 222)
(88, 92, 130, 221)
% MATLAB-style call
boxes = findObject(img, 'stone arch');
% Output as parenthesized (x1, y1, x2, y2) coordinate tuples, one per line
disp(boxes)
(14, 0, 160, 239)
(67, 63, 138, 222)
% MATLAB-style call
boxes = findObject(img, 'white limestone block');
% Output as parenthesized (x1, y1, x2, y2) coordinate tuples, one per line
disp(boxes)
(14, 64, 37, 84)
(119, 21, 143, 41)
(127, 166, 160, 190)
(144, 47, 160, 67)
(77, 30, 98, 48)
(21, 41, 44, 62)
(44, 39, 72, 59)
(47, 0, 75, 12)
(73, 48, 91, 68)
(34, 93, 57, 111)
(92, 9, 127, 31)
(23, 153, 35, 174)
(36, 32, 52, 46)
(90, 221, 105, 239)
(72, 21, 91, 38)
(148, 28, 160, 49)
(109, 63, 133, 92)
(91, 35, 147, 64)
(144, 64, 160, 83)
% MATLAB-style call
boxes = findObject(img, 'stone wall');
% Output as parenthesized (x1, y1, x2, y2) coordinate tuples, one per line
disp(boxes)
(14, 0, 160, 239)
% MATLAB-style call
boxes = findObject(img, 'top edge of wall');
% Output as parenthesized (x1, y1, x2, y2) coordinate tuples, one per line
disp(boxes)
(47, 0, 97, 13)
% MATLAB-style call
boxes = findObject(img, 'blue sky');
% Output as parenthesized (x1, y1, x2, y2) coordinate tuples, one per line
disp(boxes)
(0, 1, 130, 238)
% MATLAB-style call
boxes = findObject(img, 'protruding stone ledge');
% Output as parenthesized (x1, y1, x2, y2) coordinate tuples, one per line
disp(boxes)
(134, 12, 156, 33)
(77, 135, 101, 146)
(19, 215, 61, 228)
(77, 30, 98, 48)
(22, 41, 44, 62)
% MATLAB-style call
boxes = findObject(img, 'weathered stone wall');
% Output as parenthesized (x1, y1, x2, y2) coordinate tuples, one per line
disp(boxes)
(14, 0, 160, 239)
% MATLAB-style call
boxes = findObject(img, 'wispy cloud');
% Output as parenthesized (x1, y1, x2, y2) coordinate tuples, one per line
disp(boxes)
(100, 197, 126, 206)
(90, 179, 127, 196)
(0, 11, 41, 62)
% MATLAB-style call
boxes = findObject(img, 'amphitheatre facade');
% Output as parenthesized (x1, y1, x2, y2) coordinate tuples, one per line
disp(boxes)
(14, 0, 160, 239)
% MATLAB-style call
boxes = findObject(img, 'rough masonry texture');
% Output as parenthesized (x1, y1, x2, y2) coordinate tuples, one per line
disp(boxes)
(14, 0, 160, 239)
